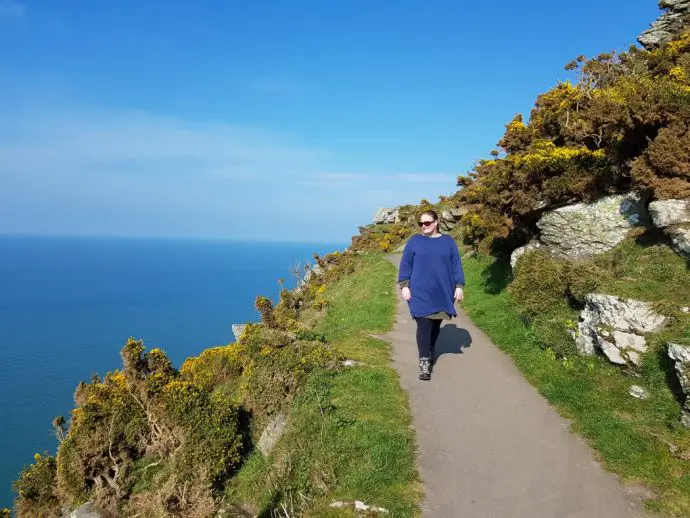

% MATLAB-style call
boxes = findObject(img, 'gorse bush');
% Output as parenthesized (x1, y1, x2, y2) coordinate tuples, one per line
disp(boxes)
(13, 248, 361, 517)
(509, 251, 571, 318)
(15, 334, 340, 516)
(457, 31, 690, 251)
(13, 453, 59, 518)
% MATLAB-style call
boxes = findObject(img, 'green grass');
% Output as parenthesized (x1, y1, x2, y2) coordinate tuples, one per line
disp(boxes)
(594, 230, 690, 308)
(462, 251, 690, 516)
(224, 253, 421, 517)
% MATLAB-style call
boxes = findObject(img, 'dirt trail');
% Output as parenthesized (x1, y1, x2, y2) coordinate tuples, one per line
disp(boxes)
(380, 253, 649, 518)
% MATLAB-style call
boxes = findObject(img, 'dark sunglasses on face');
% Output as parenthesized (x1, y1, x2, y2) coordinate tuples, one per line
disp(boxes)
(418, 220, 436, 227)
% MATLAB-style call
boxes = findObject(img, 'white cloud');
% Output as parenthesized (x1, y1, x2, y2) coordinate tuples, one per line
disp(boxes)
(0, 0, 25, 19)
(1, 106, 326, 180)
(0, 103, 459, 241)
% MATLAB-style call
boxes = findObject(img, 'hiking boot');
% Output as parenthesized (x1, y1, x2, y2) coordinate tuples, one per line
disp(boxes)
(419, 357, 431, 381)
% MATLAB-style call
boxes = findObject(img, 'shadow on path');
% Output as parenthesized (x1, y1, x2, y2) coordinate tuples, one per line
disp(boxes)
(435, 324, 472, 362)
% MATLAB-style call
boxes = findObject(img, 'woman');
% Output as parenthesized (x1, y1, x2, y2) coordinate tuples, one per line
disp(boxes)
(398, 210, 465, 380)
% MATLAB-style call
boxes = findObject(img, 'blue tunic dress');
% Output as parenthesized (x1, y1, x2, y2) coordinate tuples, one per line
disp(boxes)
(397, 234, 465, 318)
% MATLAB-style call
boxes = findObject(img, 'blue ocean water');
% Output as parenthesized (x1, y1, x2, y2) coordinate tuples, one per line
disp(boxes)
(0, 235, 345, 508)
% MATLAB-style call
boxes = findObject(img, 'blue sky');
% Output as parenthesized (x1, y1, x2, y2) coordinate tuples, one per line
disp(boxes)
(0, 0, 660, 242)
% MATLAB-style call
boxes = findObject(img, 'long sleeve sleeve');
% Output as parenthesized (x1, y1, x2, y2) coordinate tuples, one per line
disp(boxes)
(450, 240, 465, 287)
(398, 239, 414, 284)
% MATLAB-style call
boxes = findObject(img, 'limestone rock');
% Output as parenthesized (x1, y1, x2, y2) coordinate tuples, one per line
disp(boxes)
(231, 324, 246, 342)
(536, 192, 648, 261)
(510, 241, 542, 269)
(450, 206, 469, 218)
(668, 343, 690, 427)
(373, 207, 400, 224)
(296, 262, 325, 292)
(329, 501, 389, 514)
(648, 199, 690, 228)
(666, 224, 690, 258)
(638, 0, 690, 49)
(257, 413, 288, 456)
(63, 502, 102, 518)
(584, 294, 666, 333)
(439, 210, 457, 231)
(629, 385, 649, 400)
(574, 294, 666, 366)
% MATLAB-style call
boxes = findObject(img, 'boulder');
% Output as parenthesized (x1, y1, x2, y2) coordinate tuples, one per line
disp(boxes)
(439, 210, 457, 231)
(666, 224, 690, 258)
(63, 502, 102, 518)
(638, 0, 690, 49)
(373, 207, 401, 225)
(668, 343, 690, 428)
(257, 413, 288, 456)
(450, 206, 469, 218)
(629, 385, 649, 400)
(536, 192, 649, 261)
(510, 241, 542, 269)
(648, 199, 690, 228)
(574, 294, 666, 366)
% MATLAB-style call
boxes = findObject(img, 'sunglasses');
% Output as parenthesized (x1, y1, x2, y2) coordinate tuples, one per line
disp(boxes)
(418, 220, 436, 227)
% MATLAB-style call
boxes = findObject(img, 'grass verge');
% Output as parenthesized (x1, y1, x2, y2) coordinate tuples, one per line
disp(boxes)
(462, 251, 690, 516)
(224, 253, 421, 517)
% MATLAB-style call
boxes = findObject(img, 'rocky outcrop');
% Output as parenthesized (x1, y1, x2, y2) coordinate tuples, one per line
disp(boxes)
(232, 324, 246, 342)
(510, 241, 542, 269)
(649, 199, 690, 258)
(649, 200, 690, 258)
(257, 413, 288, 456)
(649, 199, 690, 228)
(638, 0, 690, 49)
(574, 294, 666, 366)
(439, 207, 468, 231)
(536, 192, 648, 261)
(668, 343, 690, 427)
(666, 225, 690, 258)
(62, 502, 102, 518)
(373, 207, 401, 224)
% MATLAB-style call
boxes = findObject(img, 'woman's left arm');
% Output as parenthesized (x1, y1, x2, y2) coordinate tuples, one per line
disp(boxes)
(450, 239, 465, 300)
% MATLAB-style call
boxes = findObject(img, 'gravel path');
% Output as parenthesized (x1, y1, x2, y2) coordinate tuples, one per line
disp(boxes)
(379, 253, 650, 518)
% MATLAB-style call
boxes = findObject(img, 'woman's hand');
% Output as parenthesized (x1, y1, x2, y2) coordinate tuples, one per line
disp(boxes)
(454, 287, 464, 303)
(401, 287, 412, 301)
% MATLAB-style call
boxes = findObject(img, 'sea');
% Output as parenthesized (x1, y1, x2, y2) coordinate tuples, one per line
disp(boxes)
(0, 235, 346, 508)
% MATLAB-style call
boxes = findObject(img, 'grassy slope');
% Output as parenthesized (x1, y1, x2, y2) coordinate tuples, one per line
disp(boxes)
(462, 247, 690, 516)
(225, 253, 421, 517)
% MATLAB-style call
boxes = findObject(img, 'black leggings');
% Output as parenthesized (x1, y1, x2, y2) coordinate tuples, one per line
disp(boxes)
(415, 317, 442, 359)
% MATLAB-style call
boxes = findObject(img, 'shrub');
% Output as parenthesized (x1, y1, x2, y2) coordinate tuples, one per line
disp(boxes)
(530, 312, 580, 359)
(565, 261, 606, 304)
(457, 31, 690, 250)
(509, 251, 570, 318)
(13, 453, 60, 518)
(350, 222, 415, 253)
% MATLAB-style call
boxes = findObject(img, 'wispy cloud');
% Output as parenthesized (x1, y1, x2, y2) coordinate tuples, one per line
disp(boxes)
(305, 171, 455, 188)
(0, 102, 457, 240)
(0, 0, 25, 19)
(1, 106, 326, 180)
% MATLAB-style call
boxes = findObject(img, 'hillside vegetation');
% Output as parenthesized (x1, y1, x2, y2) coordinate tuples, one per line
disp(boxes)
(11, 252, 420, 517)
